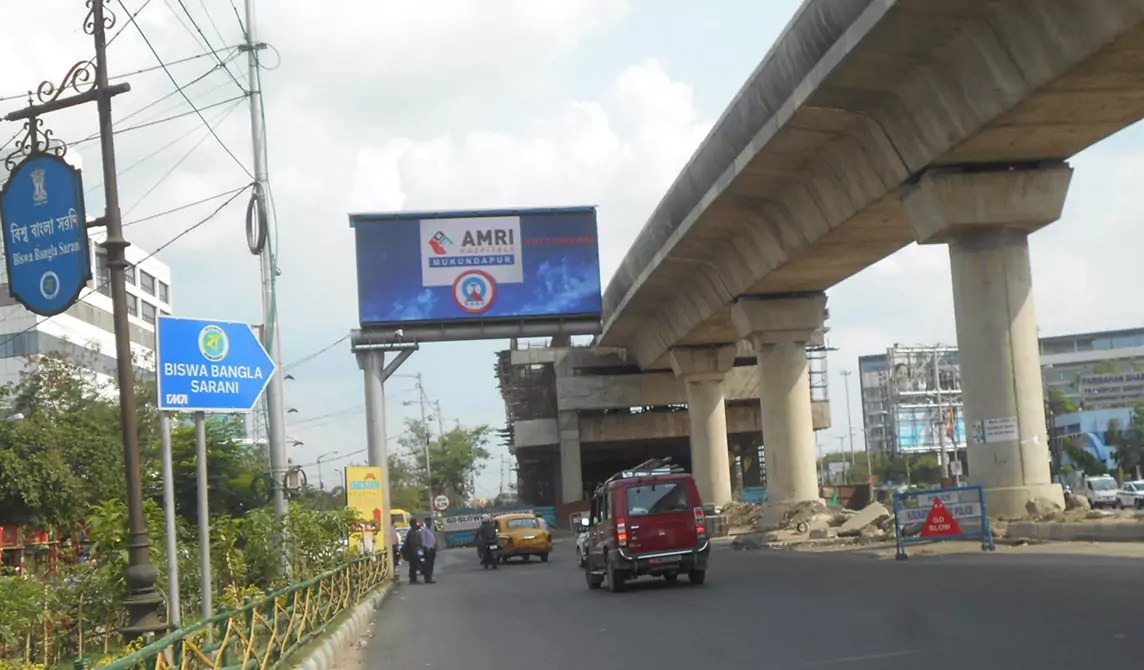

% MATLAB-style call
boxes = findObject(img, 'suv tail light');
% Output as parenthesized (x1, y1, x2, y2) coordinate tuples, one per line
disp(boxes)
(616, 518, 628, 546)
(693, 507, 706, 536)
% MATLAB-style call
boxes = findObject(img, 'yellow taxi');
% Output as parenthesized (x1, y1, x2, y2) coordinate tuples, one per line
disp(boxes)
(496, 513, 552, 563)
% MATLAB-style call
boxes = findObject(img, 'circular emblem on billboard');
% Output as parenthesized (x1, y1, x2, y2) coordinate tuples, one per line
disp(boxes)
(39, 271, 60, 300)
(452, 270, 496, 314)
(198, 325, 229, 362)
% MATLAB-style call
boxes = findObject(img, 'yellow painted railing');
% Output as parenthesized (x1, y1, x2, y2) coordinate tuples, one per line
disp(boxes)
(96, 552, 387, 670)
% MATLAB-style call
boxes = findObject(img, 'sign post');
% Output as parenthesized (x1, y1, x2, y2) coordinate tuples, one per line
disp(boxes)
(156, 315, 277, 614)
(433, 494, 450, 512)
(891, 485, 996, 560)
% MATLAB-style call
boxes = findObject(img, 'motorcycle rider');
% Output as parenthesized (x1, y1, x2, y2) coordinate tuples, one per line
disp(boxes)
(474, 515, 498, 565)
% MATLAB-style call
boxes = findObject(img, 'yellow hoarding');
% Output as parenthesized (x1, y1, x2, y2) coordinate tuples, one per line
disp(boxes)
(345, 466, 385, 552)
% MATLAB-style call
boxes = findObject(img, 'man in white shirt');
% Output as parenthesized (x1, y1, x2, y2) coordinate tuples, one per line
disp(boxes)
(419, 521, 438, 583)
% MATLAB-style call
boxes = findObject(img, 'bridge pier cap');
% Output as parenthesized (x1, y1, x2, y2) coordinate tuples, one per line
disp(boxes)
(901, 164, 1072, 517)
(731, 294, 827, 505)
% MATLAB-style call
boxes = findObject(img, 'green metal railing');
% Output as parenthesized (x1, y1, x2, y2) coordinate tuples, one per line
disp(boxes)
(97, 552, 388, 670)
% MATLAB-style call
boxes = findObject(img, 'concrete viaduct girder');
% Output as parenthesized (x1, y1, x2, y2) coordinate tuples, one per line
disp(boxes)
(600, 0, 1144, 370)
(596, 0, 1144, 515)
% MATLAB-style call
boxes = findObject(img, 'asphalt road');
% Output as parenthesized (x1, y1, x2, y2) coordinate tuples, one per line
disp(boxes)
(368, 541, 1142, 669)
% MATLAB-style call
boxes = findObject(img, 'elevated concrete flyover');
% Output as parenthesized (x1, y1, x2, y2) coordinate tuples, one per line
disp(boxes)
(598, 0, 1144, 515)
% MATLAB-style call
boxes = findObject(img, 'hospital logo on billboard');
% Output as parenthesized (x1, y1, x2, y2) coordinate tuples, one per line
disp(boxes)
(428, 231, 453, 255)
(453, 269, 496, 314)
(420, 216, 524, 287)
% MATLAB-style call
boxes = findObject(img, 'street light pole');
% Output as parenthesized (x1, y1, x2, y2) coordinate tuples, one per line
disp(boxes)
(91, 0, 164, 637)
(840, 370, 856, 467)
(317, 450, 339, 491)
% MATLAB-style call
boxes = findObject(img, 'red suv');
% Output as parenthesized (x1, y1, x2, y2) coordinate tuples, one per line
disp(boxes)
(583, 459, 710, 592)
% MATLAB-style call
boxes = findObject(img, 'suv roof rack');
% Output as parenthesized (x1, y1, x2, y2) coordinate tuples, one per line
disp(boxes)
(595, 457, 687, 494)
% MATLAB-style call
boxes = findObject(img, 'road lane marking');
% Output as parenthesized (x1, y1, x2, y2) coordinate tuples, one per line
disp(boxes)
(802, 649, 921, 666)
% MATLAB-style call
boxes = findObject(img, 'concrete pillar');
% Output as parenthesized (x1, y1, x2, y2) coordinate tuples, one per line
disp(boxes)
(731, 294, 827, 504)
(669, 346, 736, 506)
(902, 164, 1072, 516)
(557, 410, 583, 504)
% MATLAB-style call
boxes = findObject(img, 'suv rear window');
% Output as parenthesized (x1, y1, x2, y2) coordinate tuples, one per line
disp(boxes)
(626, 482, 690, 516)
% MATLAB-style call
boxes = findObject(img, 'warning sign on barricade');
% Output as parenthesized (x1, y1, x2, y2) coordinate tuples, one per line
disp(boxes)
(891, 485, 995, 560)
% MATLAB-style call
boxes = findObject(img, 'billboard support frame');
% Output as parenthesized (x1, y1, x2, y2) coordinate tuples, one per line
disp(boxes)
(352, 315, 600, 346)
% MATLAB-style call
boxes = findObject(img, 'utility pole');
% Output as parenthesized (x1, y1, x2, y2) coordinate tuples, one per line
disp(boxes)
(416, 373, 434, 512)
(242, 0, 290, 574)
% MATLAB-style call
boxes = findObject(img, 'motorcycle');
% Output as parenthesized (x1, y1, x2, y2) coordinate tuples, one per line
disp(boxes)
(480, 542, 501, 570)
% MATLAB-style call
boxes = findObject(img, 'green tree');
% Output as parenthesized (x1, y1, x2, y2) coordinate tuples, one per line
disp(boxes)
(1092, 359, 1121, 375)
(1063, 436, 1107, 475)
(1046, 387, 1078, 416)
(395, 419, 491, 509)
(0, 351, 125, 529)
(1112, 403, 1144, 477)
(168, 415, 264, 523)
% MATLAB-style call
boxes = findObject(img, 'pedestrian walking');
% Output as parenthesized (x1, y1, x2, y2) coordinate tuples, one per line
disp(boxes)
(402, 519, 424, 583)
(419, 518, 438, 583)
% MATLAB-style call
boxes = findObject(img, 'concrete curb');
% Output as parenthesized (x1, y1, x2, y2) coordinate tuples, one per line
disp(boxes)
(1007, 521, 1144, 543)
(293, 580, 394, 670)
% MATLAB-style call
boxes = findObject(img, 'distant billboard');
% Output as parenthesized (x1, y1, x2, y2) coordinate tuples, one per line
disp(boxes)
(894, 407, 966, 453)
(351, 207, 602, 326)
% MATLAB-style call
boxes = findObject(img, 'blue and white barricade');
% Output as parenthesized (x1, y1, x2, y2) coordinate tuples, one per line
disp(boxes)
(891, 485, 996, 560)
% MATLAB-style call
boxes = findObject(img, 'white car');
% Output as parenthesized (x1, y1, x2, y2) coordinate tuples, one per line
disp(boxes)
(574, 516, 590, 567)
(1116, 480, 1144, 510)
(1081, 474, 1119, 508)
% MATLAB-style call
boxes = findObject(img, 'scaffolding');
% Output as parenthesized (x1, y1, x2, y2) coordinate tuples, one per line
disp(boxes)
(883, 344, 965, 455)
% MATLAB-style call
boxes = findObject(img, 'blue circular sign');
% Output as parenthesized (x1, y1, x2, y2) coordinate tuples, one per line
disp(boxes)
(198, 325, 230, 362)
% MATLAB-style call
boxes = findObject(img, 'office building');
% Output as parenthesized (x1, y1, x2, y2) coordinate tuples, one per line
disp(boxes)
(859, 327, 1144, 457)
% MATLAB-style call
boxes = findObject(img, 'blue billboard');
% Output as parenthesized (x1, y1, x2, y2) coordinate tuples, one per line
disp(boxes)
(350, 207, 602, 326)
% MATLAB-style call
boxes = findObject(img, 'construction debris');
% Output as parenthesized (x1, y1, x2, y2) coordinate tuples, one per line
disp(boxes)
(839, 502, 890, 534)
(720, 501, 764, 533)
(1026, 497, 1064, 520)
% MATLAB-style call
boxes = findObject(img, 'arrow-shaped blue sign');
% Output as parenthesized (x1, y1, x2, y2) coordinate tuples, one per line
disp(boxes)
(156, 315, 277, 413)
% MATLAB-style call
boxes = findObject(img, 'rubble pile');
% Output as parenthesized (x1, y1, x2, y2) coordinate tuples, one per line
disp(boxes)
(731, 499, 898, 550)
(720, 501, 764, 533)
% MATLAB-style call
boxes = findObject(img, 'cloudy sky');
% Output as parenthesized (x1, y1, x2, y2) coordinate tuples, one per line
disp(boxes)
(2, 1, 1143, 500)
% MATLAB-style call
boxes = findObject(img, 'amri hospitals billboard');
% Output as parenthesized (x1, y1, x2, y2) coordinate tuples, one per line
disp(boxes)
(350, 207, 602, 326)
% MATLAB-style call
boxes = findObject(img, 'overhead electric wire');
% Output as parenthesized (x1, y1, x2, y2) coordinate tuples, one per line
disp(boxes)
(70, 94, 247, 149)
(118, 0, 253, 179)
(107, 51, 243, 131)
(0, 185, 251, 347)
(86, 92, 243, 195)
(124, 185, 250, 227)
(291, 405, 366, 426)
(285, 334, 350, 372)
(107, 0, 156, 47)
(0, 47, 237, 105)
(161, 0, 210, 52)
(177, 0, 246, 92)
(123, 97, 246, 217)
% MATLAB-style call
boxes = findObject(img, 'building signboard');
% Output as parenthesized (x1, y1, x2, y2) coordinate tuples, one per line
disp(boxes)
(345, 466, 385, 552)
(350, 207, 601, 326)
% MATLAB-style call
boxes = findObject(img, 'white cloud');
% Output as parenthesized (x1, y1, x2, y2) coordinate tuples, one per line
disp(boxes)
(5, 0, 1142, 497)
